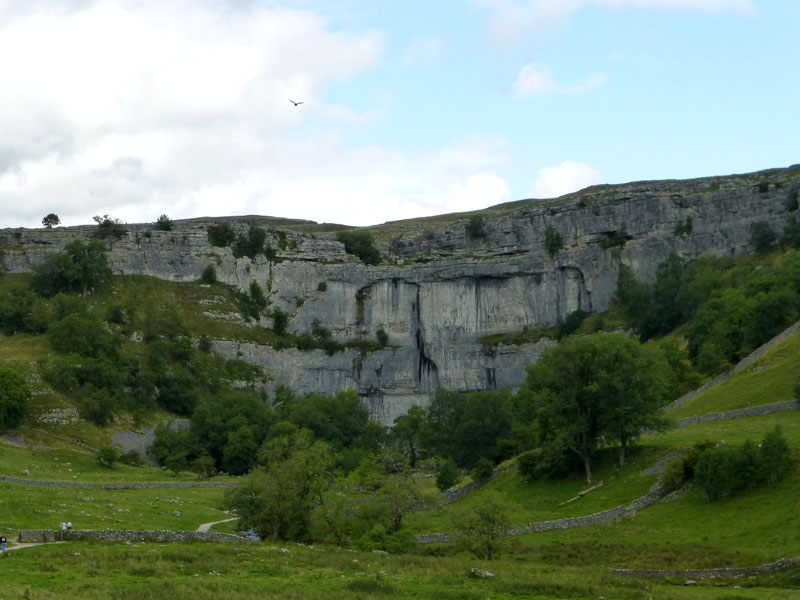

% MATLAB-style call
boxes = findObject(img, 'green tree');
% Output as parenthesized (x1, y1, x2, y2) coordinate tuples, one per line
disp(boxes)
(526, 333, 673, 481)
(0, 367, 31, 432)
(47, 313, 120, 358)
(759, 426, 792, 484)
(454, 491, 510, 560)
(225, 427, 334, 541)
(32, 239, 112, 297)
(42, 213, 61, 228)
(222, 423, 259, 475)
(391, 404, 429, 467)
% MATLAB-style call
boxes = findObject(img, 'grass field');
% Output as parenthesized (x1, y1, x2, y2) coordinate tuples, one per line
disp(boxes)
(2, 278, 800, 597)
(669, 329, 800, 420)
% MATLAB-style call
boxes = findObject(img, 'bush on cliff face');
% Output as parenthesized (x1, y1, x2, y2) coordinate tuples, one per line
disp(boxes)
(544, 225, 563, 256)
(750, 220, 777, 254)
(465, 215, 486, 241)
(336, 230, 381, 265)
(207, 221, 236, 247)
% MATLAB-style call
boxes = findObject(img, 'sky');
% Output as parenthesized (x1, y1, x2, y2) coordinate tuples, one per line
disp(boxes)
(0, 0, 797, 229)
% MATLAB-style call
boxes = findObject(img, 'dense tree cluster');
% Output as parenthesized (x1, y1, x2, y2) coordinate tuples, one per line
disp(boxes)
(617, 250, 800, 374)
(665, 428, 793, 502)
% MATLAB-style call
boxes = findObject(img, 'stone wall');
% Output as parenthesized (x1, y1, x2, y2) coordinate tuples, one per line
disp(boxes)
(0, 475, 92, 489)
(100, 481, 237, 489)
(0, 475, 236, 490)
(674, 400, 800, 428)
(18, 529, 245, 544)
(663, 321, 800, 413)
(611, 556, 799, 579)
(417, 479, 668, 544)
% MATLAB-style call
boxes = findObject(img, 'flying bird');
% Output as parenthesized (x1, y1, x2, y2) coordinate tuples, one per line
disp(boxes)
(289, 99, 304, 106)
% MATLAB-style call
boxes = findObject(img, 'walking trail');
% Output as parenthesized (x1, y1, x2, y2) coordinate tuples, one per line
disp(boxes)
(196, 517, 238, 533)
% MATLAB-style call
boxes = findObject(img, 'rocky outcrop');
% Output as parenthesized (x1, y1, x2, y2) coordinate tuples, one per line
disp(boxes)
(2, 167, 799, 423)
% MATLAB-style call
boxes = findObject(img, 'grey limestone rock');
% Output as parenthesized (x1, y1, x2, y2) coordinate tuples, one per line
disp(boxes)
(3, 167, 798, 423)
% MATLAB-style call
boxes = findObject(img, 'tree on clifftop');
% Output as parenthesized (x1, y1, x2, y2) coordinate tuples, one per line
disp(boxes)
(526, 333, 673, 482)
(42, 213, 60, 228)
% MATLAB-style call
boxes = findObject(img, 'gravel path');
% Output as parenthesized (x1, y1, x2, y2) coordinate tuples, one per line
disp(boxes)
(196, 517, 239, 533)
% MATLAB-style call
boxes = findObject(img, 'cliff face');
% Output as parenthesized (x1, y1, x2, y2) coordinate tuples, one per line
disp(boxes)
(2, 166, 798, 423)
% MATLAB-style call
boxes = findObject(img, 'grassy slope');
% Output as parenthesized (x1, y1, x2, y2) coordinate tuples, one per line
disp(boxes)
(669, 328, 800, 420)
(3, 255, 800, 597)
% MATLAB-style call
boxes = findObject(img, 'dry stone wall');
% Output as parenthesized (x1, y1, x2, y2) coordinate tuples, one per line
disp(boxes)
(18, 529, 245, 544)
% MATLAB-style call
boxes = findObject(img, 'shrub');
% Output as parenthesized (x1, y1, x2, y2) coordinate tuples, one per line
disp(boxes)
(599, 228, 628, 249)
(662, 457, 686, 491)
(197, 335, 212, 353)
(376, 326, 389, 348)
(271, 307, 289, 336)
(470, 457, 494, 482)
(207, 222, 236, 247)
(673, 216, 693, 237)
(436, 459, 459, 491)
(466, 215, 486, 240)
(544, 225, 563, 256)
(200, 264, 217, 284)
(517, 448, 542, 482)
(780, 216, 800, 250)
(556, 310, 586, 339)
(336, 230, 381, 265)
(786, 188, 799, 211)
(95, 445, 120, 468)
(238, 281, 268, 322)
(233, 226, 267, 260)
(0, 367, 31, 432)
(749, 220, 777, 254)
(155, 214, 173, 231)
(317, 281, 327, 292)
(92, 214, 127, 240)
(119, 449, 144, 467)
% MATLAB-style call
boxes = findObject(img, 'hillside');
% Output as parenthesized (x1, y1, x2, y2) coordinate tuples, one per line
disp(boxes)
(1, 339, 799, 598)
(2, 165, 799, 423)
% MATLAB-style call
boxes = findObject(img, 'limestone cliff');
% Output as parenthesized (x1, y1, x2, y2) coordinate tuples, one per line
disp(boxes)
(2, 166, 798, 423)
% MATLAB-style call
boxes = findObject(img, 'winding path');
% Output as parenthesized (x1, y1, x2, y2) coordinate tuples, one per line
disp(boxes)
(196, 517, 239, 533)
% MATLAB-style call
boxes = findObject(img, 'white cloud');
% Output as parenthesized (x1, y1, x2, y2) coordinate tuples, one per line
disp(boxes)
(0, 1, 518, 229)
(532, 161, 602, 198)
(513, 65, 605, 96)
